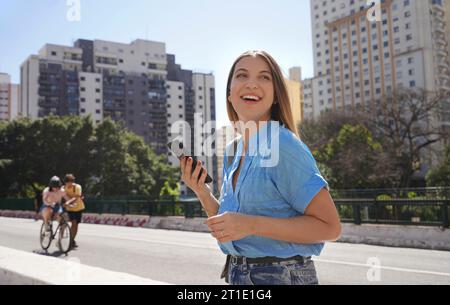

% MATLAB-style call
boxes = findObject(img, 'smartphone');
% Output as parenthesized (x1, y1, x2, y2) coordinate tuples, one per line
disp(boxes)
(167, 139, 213, 184)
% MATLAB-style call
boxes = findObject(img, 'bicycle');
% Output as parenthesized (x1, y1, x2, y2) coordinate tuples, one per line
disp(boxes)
(39, 205, 73, 254)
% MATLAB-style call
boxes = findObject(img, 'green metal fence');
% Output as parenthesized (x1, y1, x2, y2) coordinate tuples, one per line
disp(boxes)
(330, 187, 450, 199)
(335, 198, 449, 227)
(1, 193, 448, 228)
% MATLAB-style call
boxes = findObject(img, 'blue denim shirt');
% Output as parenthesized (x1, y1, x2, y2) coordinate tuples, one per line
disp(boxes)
(218, 122, 328, 258)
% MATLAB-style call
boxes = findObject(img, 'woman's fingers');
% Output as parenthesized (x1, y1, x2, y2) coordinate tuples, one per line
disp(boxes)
(180, 157, 209, 194)
(198, 167, 208, 185)
(191, 160, 203, 183)
(180, 157, 186, 176)
(211, 230, 231, 243)
(184, 157, 193, 181)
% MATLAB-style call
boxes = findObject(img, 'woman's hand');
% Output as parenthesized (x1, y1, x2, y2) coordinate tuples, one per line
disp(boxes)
(205, 212, 257, 243)
(180, 157, 211, 198)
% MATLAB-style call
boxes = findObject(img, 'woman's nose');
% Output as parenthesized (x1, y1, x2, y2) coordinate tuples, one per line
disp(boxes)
(245, 81, 259, 90)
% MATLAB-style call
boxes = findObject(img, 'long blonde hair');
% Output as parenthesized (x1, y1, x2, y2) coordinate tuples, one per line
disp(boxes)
(226, 50, 299, 137)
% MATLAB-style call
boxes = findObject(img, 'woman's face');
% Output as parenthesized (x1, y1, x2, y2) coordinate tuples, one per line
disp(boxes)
(228, 56, 275, 125)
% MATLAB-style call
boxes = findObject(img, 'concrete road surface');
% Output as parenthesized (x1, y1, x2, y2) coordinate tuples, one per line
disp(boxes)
(0, 217, 449, 285)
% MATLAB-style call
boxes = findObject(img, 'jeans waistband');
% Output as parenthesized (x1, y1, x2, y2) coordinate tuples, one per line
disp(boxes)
(230, 255, 311, 266)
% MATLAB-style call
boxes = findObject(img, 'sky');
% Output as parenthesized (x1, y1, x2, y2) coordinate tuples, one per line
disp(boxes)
(0, 0, 315, 128)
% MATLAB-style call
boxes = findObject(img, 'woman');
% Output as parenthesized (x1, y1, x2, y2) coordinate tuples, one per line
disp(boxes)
(180, 50, 341, 285)
(41, 176, 76, 232)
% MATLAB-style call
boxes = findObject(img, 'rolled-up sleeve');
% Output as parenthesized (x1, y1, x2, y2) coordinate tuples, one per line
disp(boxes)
(272, 139, 328, 214)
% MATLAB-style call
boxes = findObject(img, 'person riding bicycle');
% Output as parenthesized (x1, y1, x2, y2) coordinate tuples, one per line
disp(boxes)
(41, 176, 77, 232)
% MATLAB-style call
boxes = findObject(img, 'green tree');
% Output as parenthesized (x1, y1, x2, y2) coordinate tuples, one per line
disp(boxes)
(366, 88, 450, 187)
(426, 145, 450, 187)
(315, 124, 387, 189)
(0, 116, 179, 198)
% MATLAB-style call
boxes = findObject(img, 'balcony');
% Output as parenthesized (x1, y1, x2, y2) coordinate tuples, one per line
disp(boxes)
(63, 54, 82, 63)
(95, 56, 118, 67)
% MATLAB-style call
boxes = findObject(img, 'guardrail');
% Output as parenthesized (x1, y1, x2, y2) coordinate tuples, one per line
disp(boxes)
(335, 198, 449, 228)
(1, 197, 448, 228)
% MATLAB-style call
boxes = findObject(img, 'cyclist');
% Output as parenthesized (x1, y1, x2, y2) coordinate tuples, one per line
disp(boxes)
(41, 176, 77, 232)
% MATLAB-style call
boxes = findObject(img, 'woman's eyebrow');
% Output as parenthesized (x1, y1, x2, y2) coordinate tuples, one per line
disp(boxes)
(235, 68, 271, 74)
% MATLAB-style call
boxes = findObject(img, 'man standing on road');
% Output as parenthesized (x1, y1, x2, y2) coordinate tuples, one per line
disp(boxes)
(63, 174, 85, 249)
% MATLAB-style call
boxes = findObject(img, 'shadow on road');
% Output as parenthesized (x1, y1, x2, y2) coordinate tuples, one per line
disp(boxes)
(32, 249, 70, 258)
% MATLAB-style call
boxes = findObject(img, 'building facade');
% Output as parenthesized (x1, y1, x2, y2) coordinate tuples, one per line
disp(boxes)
(286, 67, 304, 132)
(0, 73, 19, 122)
(304, 0, 450, 122)
(20, 39, 218, 194)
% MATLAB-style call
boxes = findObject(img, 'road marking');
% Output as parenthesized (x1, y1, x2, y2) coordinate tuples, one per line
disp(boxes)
(82, 231, 219, 250)
(314, 258, 450, 278)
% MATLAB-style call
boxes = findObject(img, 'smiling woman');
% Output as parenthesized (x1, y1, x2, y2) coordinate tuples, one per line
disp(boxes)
(180, 50, 342, 286)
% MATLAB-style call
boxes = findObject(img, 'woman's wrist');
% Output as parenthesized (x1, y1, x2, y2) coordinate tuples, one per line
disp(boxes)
(195, 189, 212, 201)
(247, 215, 262, 236)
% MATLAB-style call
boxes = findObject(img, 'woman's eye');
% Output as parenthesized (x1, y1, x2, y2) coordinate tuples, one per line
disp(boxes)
(261, 75, 271, 80)
(236, 74, 246, 79)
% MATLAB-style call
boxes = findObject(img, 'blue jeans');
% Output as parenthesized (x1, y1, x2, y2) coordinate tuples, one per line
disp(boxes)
(40, 204, 63, 215)
(228, 257, 319, 285)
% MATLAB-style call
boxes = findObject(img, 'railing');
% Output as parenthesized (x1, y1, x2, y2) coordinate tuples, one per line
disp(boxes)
(0, 198, 207, 219)
(1, 197, 448, 228)
(330, 187, 450, 199)
(335, 198, 449, 228)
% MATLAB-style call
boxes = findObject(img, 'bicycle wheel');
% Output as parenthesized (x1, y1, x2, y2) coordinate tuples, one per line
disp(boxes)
(40, 222, 52, 250)
(57, 222, 72, 254)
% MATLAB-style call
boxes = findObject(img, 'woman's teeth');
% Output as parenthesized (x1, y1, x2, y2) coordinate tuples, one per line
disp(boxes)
(242, 95, 261, 102)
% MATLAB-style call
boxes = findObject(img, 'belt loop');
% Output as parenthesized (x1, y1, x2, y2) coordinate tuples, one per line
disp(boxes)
(242, 257, 248, 272)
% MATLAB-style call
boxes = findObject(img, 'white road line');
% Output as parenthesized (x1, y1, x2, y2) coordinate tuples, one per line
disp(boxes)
(314, 258, 450, 278)
(82, 231, 219, 250)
